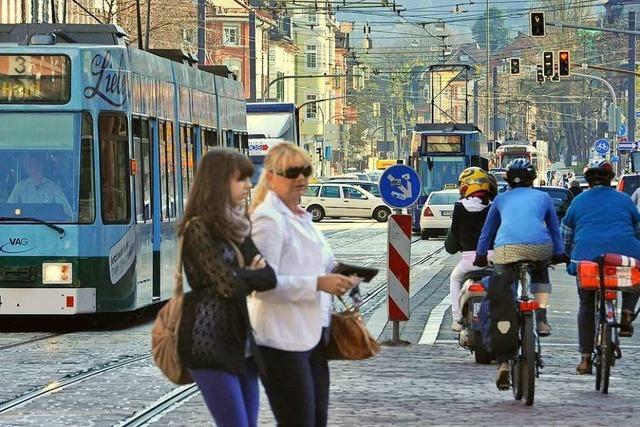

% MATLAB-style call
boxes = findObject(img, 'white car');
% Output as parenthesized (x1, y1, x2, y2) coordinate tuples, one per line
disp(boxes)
(300, 183, 392, 222)
(420, 189, 460, 239)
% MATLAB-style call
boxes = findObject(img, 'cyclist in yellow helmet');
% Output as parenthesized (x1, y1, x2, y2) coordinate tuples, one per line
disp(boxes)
(445, 167, 495, 331)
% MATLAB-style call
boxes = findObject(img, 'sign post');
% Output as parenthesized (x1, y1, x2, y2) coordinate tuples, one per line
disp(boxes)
(379, 165, 421, 344)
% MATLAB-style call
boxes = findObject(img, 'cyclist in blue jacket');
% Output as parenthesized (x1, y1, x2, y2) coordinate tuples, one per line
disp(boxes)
(561, 160, 640, 374)
(474, 159, 565, 390)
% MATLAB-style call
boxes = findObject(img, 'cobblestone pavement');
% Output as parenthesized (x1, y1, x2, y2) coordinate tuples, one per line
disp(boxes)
(2, 224, 640, 426)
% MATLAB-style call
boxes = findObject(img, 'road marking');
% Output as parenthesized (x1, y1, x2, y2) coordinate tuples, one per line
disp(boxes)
(433, 339, 640, 350)
(367, 265, 445, 340)
(418, 292, 451, 345)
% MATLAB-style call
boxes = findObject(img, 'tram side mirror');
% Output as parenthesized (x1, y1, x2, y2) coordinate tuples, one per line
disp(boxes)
(427, 157, 434, 171)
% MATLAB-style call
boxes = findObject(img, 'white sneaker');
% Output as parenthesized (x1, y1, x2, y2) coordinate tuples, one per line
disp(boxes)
(451, 319, 463, 332)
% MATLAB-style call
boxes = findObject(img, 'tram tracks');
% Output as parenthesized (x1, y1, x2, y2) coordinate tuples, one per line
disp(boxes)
(0, 354, 151, 415)
(0, 333, 65, 351)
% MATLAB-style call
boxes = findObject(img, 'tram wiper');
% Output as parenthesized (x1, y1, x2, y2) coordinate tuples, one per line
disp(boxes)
(0, 217, 65, 236)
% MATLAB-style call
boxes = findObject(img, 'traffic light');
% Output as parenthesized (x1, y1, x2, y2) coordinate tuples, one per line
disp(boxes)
(530, 11, 545, 37)
(558, 50, 570, 77)
(543, 51, 554, 77)
(509, 58, 521, 75)
(372, 102, 380, 118)
(536, 65, 544, 83)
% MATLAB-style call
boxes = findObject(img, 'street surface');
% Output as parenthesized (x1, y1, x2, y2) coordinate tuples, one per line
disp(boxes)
(1, 219, 639, 426)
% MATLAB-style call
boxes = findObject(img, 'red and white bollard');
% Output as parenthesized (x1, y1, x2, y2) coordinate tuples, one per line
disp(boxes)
(387, 213, 411, 343)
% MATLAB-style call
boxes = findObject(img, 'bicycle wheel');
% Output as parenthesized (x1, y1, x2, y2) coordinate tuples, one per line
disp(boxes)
(511, 358, 522, 400)
(521, 314, 536, 405)
(600, 324, 613, 394)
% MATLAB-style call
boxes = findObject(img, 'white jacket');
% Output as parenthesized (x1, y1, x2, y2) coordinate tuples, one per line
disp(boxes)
(249, 191, 334, 352)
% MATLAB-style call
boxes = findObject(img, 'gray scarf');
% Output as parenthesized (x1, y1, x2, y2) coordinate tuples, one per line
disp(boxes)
(226, 204, 251, 243)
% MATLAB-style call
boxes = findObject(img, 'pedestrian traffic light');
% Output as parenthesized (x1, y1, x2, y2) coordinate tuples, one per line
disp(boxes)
(509, 58, 521, 75)
(530, 11, 545, 37)
(543, 51, 554, 77)
(316, 147, 323, 161)
(559, 50, 570, 77)
(536, 65, 544, 83)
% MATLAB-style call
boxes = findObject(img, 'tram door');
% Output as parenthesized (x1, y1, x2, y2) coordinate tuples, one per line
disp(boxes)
(132, 117, 155, 303)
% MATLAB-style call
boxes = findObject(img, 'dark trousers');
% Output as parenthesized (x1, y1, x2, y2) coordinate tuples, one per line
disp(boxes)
(577, 286, 640, 354)
(259, 340, 330, 427)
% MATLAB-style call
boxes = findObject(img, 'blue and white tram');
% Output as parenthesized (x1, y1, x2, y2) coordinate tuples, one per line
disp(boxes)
(0, 24, 247, 314)
(409, 123, 490, 231)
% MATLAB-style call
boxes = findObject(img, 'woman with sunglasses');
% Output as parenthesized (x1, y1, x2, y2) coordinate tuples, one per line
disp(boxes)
(249, 143, 356, 427)
(177, 148, 277, 427)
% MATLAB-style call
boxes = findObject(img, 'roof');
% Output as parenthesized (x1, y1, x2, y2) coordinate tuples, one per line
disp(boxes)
(246, 102, 296, 113)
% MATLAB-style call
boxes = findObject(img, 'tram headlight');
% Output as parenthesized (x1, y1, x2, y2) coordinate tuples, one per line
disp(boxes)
(42, 263, 73, 284)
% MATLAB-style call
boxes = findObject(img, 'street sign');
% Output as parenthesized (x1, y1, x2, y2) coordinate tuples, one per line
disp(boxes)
(379, 164, 421, 209)
(618, 124, 627, 137)
(612, 156, 619, 163)
(619, 140, 635, 151)
(594, 139, 610, 156)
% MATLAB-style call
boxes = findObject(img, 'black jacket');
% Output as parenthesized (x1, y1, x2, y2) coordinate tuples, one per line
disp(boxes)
(178, 219, 276, 374)
(445, 199, 491, 254)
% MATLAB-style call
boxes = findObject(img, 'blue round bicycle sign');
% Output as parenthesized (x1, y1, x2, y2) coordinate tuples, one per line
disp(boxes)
(594, 139, 610, 156)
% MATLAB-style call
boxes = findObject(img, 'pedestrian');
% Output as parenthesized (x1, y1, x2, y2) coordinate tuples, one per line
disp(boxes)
(177, 148, 277, 427)
(562, 173, 569, 188)
(562, 160, 640, 374)
(249, 143, 358, 427)
(444, 167, 495, 332)
(569, 179, 582, 197)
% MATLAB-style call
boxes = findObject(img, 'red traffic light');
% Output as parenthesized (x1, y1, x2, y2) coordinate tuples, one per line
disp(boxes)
(559, 50, 570, 77)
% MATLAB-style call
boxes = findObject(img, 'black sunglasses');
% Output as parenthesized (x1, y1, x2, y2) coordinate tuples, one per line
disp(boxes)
(276, 165, 313, 179)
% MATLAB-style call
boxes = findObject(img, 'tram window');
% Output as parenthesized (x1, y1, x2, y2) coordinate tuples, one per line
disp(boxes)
(99, 113, 131, 224)
(79, 112, 95, 224)
(180, 124, 195, 209)
(159, 121, 176, 220)
(133, 117, 152, 222)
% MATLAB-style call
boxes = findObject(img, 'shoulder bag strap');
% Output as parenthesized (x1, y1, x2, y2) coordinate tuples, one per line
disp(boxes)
(173, 218, 197, 297)
(226, 239, 246, 268)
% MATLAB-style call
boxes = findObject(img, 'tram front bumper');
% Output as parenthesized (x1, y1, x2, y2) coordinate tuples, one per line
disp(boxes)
(0, 288, 96, 315)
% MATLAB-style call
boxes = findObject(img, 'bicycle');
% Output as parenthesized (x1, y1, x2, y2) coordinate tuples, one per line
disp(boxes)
(509, 261, 548, 406)
(588, 256, 640, 394)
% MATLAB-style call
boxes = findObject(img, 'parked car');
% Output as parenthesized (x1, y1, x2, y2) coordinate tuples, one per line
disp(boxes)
(320, 179, 381, 198)
(534, 186, 574, 220)
(617, 173, 640, 196)
(420, 189, 460, 239)
(301, 183, 391, 222)
(327, 172, 370, 181)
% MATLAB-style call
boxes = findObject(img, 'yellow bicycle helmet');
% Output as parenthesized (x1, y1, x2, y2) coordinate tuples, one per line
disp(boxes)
(458, 167, 491, 198)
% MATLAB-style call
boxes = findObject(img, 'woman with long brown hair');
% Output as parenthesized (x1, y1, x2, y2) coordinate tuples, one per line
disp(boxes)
(249, 143, 356, 427)
(177, 148, 276, 427)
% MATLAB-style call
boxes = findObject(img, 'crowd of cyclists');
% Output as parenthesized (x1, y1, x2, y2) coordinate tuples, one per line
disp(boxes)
(446, 158, 640, 389)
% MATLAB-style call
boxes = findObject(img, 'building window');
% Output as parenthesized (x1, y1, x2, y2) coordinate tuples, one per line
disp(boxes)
(223, 25, 240, 46)
(308, 13, 317, 24)
(306, 44, 317, 68)
(306, 94, 317, 119)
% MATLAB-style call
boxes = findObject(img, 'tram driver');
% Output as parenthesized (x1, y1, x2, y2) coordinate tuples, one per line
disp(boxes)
(7, 153, 72, 217)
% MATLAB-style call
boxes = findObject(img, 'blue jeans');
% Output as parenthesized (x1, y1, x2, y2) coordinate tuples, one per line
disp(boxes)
(577, 286, 640, 354)
(259, 340, 330, 427)
(189, 359, 259, 427)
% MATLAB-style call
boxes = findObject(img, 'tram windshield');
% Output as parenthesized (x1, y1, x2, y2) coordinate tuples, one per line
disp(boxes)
(500, 153, 531, 168)
(0, 112, 94, 223)
(419, 156, 465, 195)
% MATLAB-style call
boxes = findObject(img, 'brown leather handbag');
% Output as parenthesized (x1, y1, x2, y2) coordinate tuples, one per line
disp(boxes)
(325, 297, 381, 360)
(151, 234, 193, 385)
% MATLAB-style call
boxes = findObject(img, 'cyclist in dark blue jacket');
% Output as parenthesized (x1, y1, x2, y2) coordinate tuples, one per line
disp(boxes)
(474, 159, 565, 390)
(561, 160, 640, 374)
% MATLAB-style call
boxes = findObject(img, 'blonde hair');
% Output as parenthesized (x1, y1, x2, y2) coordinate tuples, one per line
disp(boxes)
(250, 143, 311, 212)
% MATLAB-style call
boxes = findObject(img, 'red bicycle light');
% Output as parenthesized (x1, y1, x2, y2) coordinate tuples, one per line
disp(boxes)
(519, 300, 539, 312)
